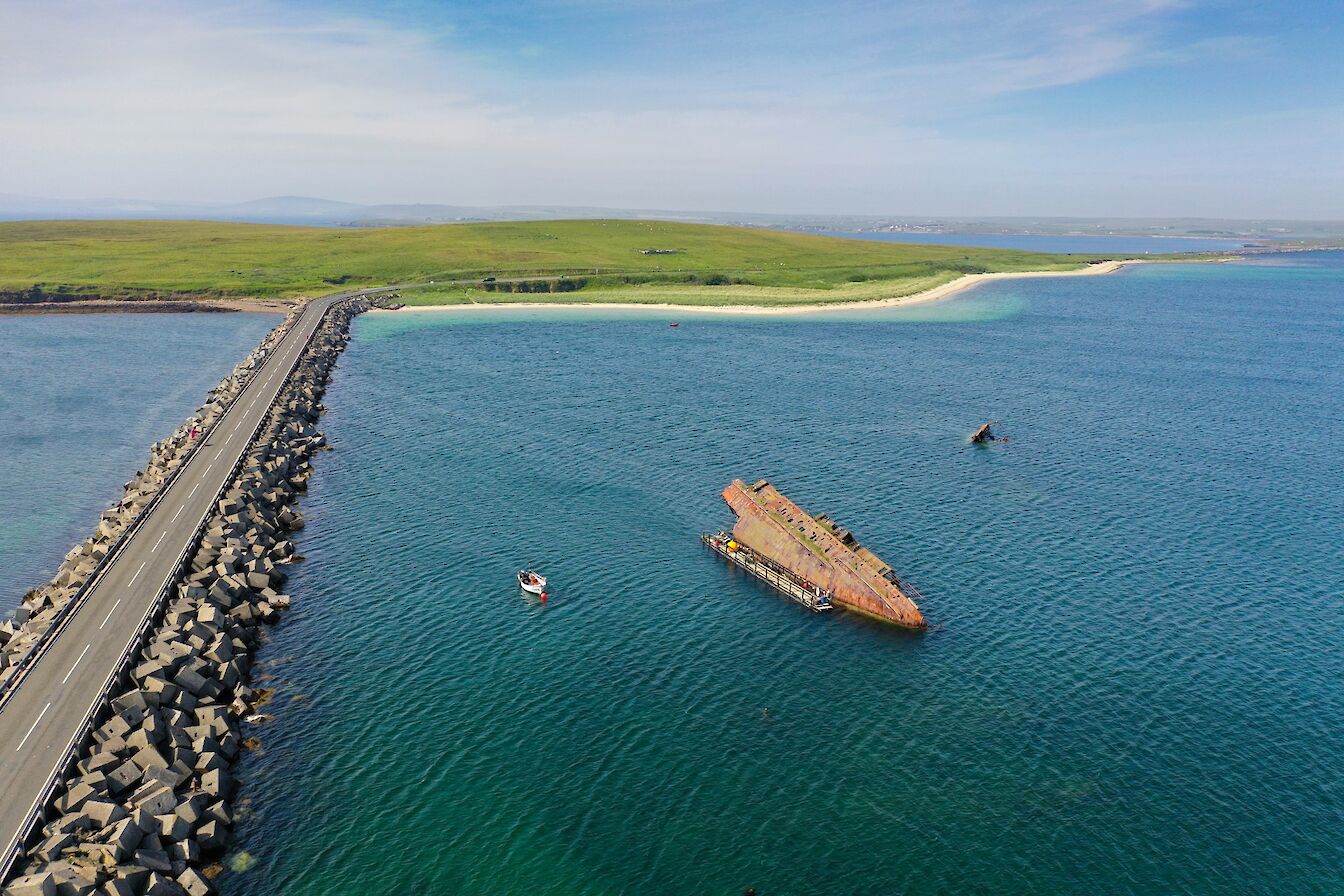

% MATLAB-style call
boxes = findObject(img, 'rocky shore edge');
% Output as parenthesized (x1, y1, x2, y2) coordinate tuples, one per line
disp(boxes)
(3, 297, 373, 896)
(0, 314, 302, 681)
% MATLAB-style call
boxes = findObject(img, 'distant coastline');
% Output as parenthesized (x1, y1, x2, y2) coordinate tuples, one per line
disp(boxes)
(378, 259, 1147, 317)
(0, 297, 289, 315)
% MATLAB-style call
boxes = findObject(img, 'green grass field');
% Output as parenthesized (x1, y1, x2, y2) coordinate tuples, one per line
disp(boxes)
(0, 219, 1112, 308)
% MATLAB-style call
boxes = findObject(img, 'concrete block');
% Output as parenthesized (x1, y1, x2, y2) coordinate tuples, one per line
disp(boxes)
(226, 604, 255, 626)
(142, 766, 189, 792)
(70, 771, 109, 796)
(142, 677, 180, 705)
(49, 813, 93, 836)
(106, 762, 141, 794)
(2, 872, 56, 896)
(80, 751, 121, 776)
(176, 867, 212, 896)
(142, 871, 187, 896)
(194, 752, 225, 774)
(124, 728, 154, 753)
(194, 820, 224, 854)
(102, 817, 143, 862)
(131, 745, 169, 774)
(57, 782, 97, 814)
(156, 813, 191, 844)
(174, 669, 209, 698)
(100, 735, 128, 757)
(135, 847, 173, 874)
(130, 808, 158, 834)
(173, 795, 207, 827)
(198, 768, 232, 801)
(29, 831, 76, 862)
(132, 785, 177, 818)
(202, 801, 230, 828)
(102, 878, 137, 896)
(82, 799, 126, 829)
(167, 839, 200, 867)
(111, 691, 149, 716)
(110, 866, 150, 894)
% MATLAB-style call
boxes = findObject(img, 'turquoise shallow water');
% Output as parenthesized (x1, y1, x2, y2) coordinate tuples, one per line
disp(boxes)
(0, 312, 279, 609)
(220, 257, 1343, 893)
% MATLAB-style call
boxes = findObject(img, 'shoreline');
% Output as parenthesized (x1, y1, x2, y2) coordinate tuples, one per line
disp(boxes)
(0, 297, 291, 315)
(1, 299, 371, 891)
(375, 259, 1144, 317)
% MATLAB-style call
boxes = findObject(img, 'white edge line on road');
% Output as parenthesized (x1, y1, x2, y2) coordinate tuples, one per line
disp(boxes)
(15, 703, 51, 752)
(99, 599, 122, 629)
(0, 300, 326, 868)
(61, 645, 92, 685)
(128, 562, 146, 585)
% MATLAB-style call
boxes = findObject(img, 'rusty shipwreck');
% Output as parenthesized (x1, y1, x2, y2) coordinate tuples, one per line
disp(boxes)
(702, 479, 927, 630)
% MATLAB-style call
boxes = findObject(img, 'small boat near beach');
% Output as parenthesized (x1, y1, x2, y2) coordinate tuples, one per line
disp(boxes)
(517, 570, 547, 595)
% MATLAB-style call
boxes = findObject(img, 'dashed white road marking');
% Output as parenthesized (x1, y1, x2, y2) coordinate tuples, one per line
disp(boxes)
(188, 482, 200, 499)
(170, 505, 184, 523)
(62, 644, 91, 685)
(16, 703, 51, 751)
(128, 561, 146, 585)
(151, 531, 167, 552)
(99, 599, 122, 629)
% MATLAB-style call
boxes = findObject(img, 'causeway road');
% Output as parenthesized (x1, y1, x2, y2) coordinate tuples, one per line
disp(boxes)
(0, 289, 371, 874)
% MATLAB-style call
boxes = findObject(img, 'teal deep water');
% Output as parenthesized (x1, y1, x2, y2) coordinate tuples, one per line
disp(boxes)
(219, 255, 1343, 895)
(0, 312, 280, 609)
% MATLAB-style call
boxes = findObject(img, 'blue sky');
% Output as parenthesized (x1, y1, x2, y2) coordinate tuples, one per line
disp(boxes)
(3, 0, 1341, 217)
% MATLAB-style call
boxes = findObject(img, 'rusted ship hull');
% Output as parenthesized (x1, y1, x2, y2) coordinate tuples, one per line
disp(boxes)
(719, 479, 926, 629)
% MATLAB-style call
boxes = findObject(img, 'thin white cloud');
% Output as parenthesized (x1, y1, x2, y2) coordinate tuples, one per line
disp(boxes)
(0, 0, 1336, 216)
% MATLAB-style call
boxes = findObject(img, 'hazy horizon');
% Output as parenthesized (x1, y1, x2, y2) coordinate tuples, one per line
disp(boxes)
(5, 192, 1344, 238)
(4, 1, 1342, 219)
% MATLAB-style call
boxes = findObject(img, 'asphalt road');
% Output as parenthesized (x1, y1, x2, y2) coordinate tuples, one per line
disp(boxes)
(0, 289, 366, 873)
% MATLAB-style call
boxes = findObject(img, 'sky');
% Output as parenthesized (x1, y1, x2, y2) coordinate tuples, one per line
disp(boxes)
(2, 0, 1342, 218)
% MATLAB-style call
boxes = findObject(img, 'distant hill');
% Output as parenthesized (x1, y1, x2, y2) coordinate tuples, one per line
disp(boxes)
(1, 194, 1340, 241)
(0, 193, 707, 227)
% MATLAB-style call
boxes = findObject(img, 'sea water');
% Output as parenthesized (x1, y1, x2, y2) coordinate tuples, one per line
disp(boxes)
(222, 254, 1343, 895)
(220, 252, 1344, 896)
(0, 312, 280, 608)
(18, 255, 1340, 894)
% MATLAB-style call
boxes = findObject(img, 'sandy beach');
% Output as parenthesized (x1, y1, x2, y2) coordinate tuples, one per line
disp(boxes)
(375, 259, 1142, 317)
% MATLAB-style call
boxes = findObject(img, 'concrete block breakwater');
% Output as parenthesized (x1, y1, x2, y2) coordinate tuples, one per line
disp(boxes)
(0, 315, 301, 687)
(2, 299, 372, 896)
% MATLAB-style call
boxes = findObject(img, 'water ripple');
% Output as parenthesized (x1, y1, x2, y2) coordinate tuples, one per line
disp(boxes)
(225, 257, 1344, 896)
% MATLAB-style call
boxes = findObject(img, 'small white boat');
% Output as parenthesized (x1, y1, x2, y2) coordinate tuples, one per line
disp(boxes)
(517, 570, 547, 594)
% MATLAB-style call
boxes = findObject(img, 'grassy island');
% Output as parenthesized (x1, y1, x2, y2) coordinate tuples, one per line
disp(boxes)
(0, 219, 1114, 309)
